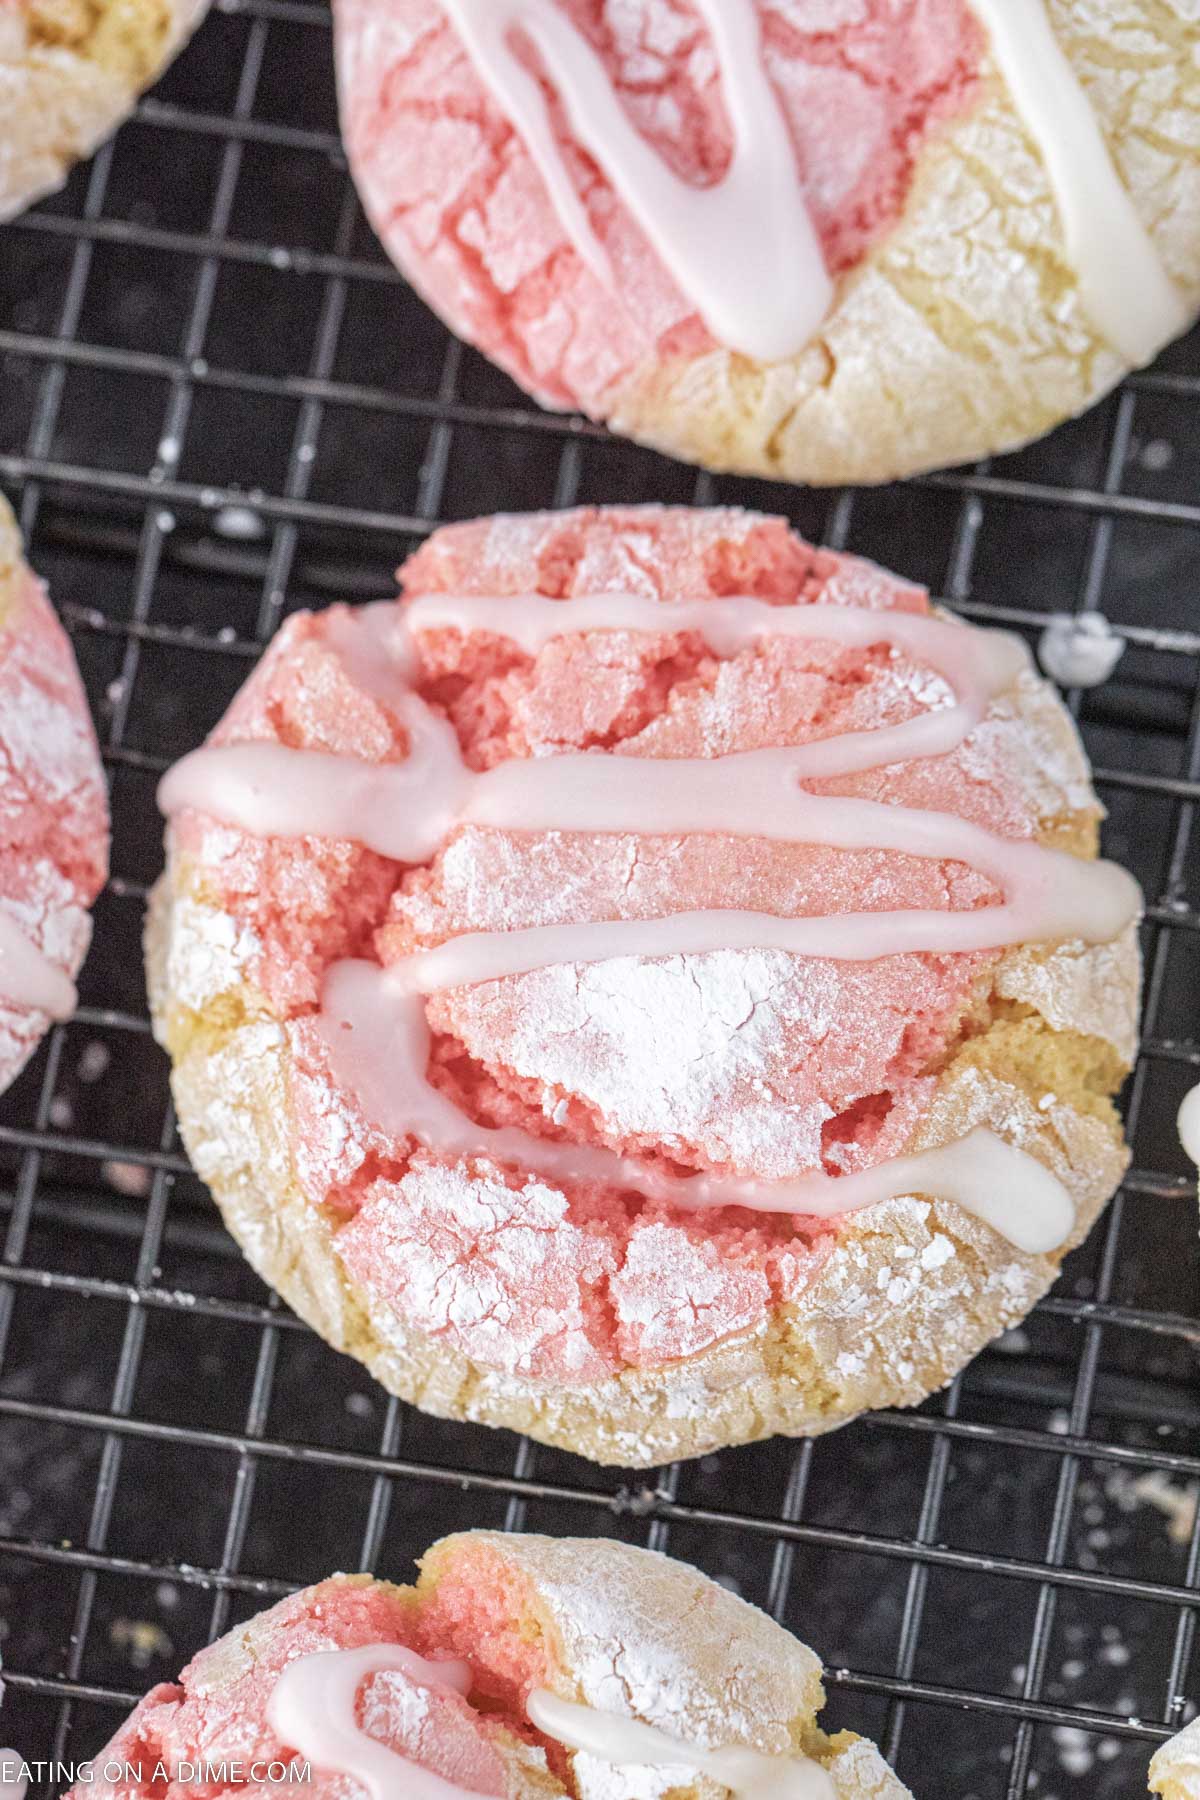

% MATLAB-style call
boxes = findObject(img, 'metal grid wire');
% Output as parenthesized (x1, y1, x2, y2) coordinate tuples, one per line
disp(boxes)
(0, 7, 1197, 1797)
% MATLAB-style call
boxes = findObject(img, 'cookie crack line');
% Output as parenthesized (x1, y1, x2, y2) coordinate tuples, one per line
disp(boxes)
(159, 590, 1142, 1256)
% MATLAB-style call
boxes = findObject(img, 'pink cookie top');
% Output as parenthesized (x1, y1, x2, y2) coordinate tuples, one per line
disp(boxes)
(0, 552, 108, 1091)
(334, 0, 984, 408)
(167, 506, 1093, 1387)
(67, 1575, 550, 1800)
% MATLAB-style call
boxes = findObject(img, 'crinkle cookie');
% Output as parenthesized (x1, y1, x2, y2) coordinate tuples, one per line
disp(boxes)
(0, 0, 209, 219)
(333, 0, 1200, 487)
(1151, 1719, 1200, 1800)
(64, 1532, 913, 1800)
(149, 504, 1140, 1467)
(0, 497, 107, 1092)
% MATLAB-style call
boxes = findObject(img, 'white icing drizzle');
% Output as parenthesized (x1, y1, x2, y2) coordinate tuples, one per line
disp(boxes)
(161, 733, 1136, 968)
(408, 591, 1030, 778)
(266, 1643, 475, 1800)
(1178, 1086, 1200, 1169)
(317, 961, 1075, 1255)
(265, 1645, 835, 1800)
(528, 1688, 835, 1800)
(391, 804, 1134, 990)
(436, 0, 831, 362)
(0, 912, 77, 1020)
(163, 591, 1035, 840)
(968, 0, 1190, 365)
(159, 596, 1139, 980)
(158, 591, 1142, 1251)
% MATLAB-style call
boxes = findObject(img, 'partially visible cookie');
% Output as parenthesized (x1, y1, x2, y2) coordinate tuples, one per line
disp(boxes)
(1151, 1719, 1200, 1800)
(63, 1531, 913, 1800)
(0, 497, 108, 1091)
(0, 0, 209, 219)
(334, 0, 1200, 485)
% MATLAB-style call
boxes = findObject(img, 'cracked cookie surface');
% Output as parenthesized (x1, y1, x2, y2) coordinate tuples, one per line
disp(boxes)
(63, 1532, 913, 1800)
(148, 506, 1138, 1465)
(0, 497, 108, 1093)
(333, 0, 1200, 484)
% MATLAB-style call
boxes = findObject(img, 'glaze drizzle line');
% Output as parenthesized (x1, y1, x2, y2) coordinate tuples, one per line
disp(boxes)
(437, 0, 831, 362)
(267, 1645, 837, 1800)
(316, 961, 1075, 1256)
(528, 1687, 836, 1800)
(160, 597, 1139, 979)
(968, 0, 1188, 364)
(435, 0, 1187, 369)
(160, 591, 1140, 1252)
(267, 1645, 474, 1800)
(0, 912, 77, 1020)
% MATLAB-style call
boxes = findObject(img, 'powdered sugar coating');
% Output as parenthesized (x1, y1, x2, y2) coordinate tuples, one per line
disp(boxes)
(334, 1, 1200, 486)
(1151, 1716, 1200, 1800)
(65, 1577, 532, 1800)
(64, 1536, 912, 1800)
(420, 1534, 911, 1800)
(334, 0, 982, 411)
(0, 501, 107, 1091)
(151, 505, 1136, 1461)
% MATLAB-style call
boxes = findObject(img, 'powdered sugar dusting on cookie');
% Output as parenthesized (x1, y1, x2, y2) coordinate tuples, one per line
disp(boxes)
(67, 1574, 546, 1800)
(610, 1222, 770, 1362)
(463, 1533, 822, 1759)
(335, 0, 983, 410)
(1149, 1714, 1200, 1799)
(339, 1161, 616, 1381)
(0, 517, 107, 1089)
(157, 506, 1132, 1401)
(64, 1542, 915, 1800)
(437, 950, 947, 1180)
(162, 888, 262, 1013)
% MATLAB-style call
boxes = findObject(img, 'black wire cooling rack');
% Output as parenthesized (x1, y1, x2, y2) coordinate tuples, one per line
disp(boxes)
(0, 7, 1198, 1799)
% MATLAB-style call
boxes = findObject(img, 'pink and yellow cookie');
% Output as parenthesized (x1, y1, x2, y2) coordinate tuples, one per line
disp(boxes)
(0, 497, 108, 1093)
(1151, 1719, 1200, 1800)
(334, 0, 1200, 486)
(67, 1532, 913, 1800)
(0, 0, 209, 219)
(149, 504, 1140, 1466)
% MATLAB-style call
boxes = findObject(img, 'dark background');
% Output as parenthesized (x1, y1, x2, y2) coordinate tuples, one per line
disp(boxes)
(0, 6, 1198, 1796)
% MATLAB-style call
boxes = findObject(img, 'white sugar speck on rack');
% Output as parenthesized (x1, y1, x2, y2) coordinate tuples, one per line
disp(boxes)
(1037, 612, 1125, 688)
(213, 505, 266, 541)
